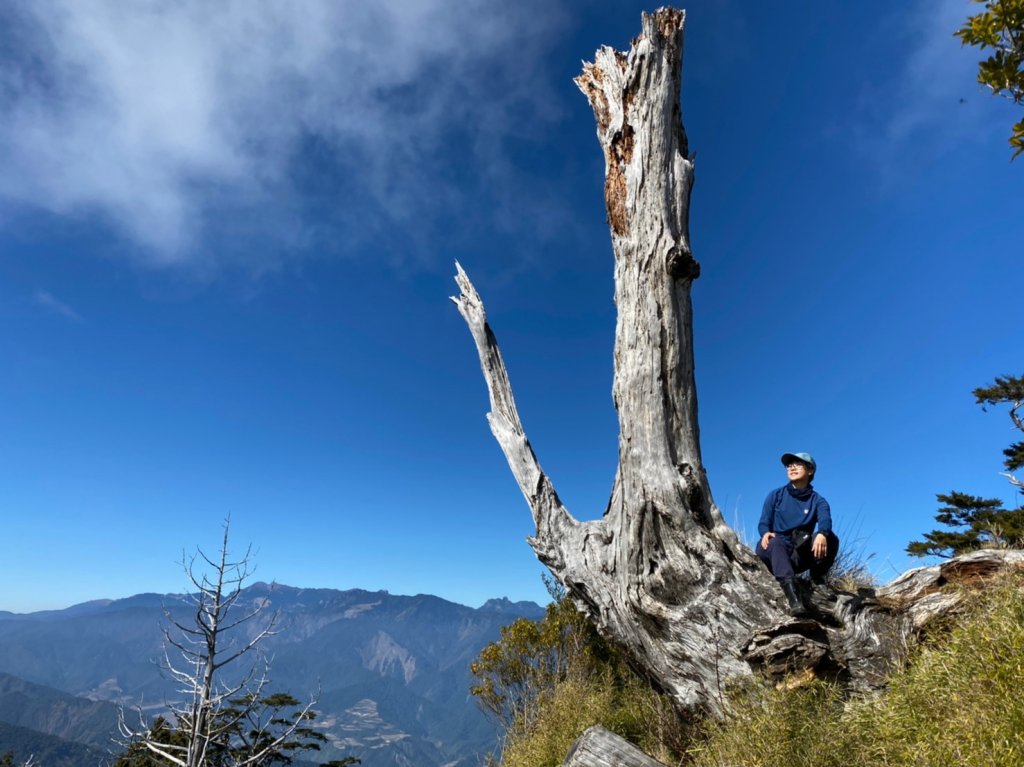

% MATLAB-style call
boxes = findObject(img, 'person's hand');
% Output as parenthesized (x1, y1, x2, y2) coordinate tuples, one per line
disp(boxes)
(760, 532, 776, 550)
(812, 533, 828, 559)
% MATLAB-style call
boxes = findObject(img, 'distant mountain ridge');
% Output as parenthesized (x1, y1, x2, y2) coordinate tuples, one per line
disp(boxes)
(0, 585, 543, 767)
(479, 596, 550, 616)
(0, 720, 108, 767)
(0, 672, 120, 749)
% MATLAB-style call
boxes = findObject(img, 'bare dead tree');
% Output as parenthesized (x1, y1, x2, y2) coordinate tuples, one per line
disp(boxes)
(453, 7, 780, 718)
(118, 524, 329, 767)
(453, 7, 1024, 722)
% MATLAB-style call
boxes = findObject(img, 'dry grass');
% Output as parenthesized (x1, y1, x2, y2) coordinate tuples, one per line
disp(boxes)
(500, 671, 689, 767)
(489, 575, 1024, 767)
(840, 576, 1024, 766)
(690, 575, 1024, 767)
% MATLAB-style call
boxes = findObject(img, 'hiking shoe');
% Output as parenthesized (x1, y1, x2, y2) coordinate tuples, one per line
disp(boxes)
(780, 578, 807, 616)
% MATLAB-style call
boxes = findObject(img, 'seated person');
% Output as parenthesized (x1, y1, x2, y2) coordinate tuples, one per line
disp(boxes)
(757, 452, 840, 615)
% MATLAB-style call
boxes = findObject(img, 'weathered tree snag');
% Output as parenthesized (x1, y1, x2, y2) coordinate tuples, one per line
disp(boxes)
(452, 7, 1024, 722)
(454, 8, 781, 717)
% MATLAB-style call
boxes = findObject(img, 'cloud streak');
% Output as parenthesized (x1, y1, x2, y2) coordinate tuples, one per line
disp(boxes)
(33, 290, 84, 323)
(852, 0, 1011, 171)
(886, 0, 985, 140)
(0, 1, 567, 271)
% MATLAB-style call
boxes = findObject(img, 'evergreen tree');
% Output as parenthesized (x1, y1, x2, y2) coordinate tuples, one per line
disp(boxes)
(115, 718, 189, 767)
(906, 492, 1022, 558)
(115, 707, 358, 767)
(908, 374, 1024, 558)
(973, 374, 1024, 484)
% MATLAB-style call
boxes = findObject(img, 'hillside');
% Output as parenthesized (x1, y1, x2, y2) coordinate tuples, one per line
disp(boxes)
(0, 585, 544, 767)
(0, 720, 107, 767)
(0, 673, 120, 749)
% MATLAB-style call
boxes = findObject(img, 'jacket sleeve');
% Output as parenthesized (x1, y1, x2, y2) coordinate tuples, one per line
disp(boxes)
(814, 495, 833, 535)
(758, 491, 775, 536)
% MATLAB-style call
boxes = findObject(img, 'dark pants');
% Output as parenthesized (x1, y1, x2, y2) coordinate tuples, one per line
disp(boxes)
(757, 531, 840, 581)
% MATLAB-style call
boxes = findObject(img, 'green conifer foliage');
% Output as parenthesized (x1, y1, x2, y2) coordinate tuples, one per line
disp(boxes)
(114, 705, 358, 767)
(908, 374, 1024, 558)
(973, 374, 1024, 473)
(906, 492, 1021, 558)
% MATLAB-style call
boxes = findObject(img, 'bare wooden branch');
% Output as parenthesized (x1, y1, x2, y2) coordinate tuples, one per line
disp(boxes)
(1001, 471, 1023, 488)
(1007, 398, 1023, 433)
(233, 692, 320, 767)
(450, 261, 578, 566)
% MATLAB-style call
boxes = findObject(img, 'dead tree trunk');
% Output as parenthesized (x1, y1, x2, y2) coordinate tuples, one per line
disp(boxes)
(453, 7, 1024, 718)
(454, 8, 780, 717)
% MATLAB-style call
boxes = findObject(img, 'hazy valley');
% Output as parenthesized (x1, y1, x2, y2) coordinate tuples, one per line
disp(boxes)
(0, 585, 544, 767)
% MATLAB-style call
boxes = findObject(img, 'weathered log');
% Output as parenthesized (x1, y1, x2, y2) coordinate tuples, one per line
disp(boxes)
(453, 6, 1024, 719)
(563, 726, 668, 767)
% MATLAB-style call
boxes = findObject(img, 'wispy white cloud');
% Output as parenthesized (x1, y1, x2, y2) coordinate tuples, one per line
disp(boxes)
(887, 0, 984, 140)
(33, 290, 84, 323)
(0, 1, 567, 271)
(851, 0, 1011, 170)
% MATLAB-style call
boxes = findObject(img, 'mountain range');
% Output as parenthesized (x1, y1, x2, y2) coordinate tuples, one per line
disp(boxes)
(0, 585, 545, 767)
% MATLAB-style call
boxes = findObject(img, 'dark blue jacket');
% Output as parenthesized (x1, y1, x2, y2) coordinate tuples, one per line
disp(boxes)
(758, 483, 832, 538)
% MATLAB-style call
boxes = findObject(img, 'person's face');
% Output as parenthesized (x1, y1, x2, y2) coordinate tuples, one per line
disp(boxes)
(786, 461, 813, 484)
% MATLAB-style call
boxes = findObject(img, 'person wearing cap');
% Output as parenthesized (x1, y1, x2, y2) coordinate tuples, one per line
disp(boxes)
(756, 452, 839, 616)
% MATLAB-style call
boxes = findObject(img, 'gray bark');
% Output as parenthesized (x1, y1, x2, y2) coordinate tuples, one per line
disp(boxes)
(563, 726, 668, 767)
(454, 7, 777, 719)
(452, 7, 1024, 720)
(743, 548, 1024, 687)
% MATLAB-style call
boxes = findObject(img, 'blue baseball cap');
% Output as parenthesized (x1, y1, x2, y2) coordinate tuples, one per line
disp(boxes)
(781, 452, 816, 472)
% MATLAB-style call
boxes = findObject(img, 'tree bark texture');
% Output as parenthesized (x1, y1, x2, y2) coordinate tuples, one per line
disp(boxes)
(454, 8, 781, 717)
(452, 7, 1024, 719)
(563, 726, 668, 767)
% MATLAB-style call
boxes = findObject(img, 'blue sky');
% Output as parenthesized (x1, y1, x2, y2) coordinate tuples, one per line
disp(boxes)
(1, 1, 1020, 613)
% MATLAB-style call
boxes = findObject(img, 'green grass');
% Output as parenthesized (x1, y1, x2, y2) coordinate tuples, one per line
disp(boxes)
(690, 575, 1024, 767)
(485, 576, 1024, 767)
(499, 671, 687, 767)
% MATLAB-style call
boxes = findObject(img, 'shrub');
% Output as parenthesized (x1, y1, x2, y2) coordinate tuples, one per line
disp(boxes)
(472, 579, 690, 767)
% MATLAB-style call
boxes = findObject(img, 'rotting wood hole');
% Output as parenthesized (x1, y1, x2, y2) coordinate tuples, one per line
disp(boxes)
(615, 122, 635, 164)
(605, 164, 628, 235)
(667, 246, 700, 281)
(943, 558, 1024, 586)
(604, 123, 635, 236)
